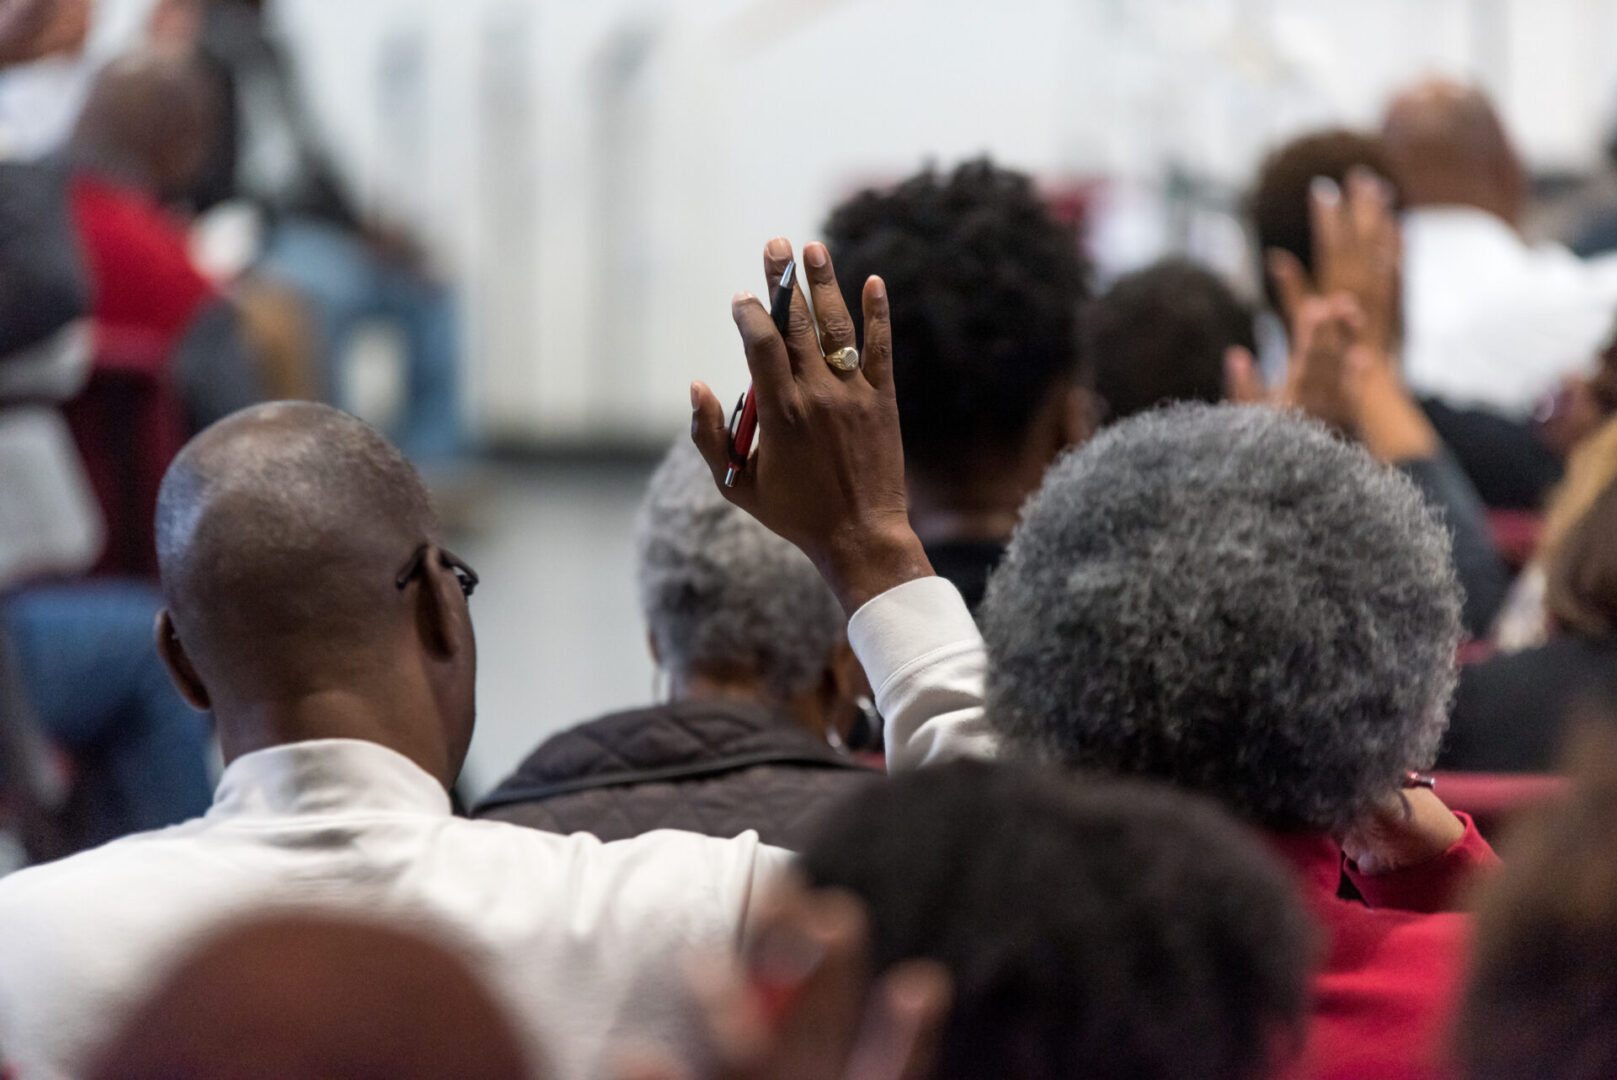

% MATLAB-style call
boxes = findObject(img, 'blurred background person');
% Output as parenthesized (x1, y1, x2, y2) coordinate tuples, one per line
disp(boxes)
(1383, 79, 1617, 422)
(1454, 723, 1617, 1080)
(63, 50, 262, 575)
(162, 0, 461, 464)
(1246, 126, 1567, 514)
(1443, 472, 1617, 772)
(475, 439, 876, 848)
(0, 4, 213, 862)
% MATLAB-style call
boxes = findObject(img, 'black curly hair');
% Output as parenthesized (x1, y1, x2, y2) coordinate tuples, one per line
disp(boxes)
(1087, 258, 1256, 424)
(801, 760, 1313, 1080)
(823, 159, 1090, 478)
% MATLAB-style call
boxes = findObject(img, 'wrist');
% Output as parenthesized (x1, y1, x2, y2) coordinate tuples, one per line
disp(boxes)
(1353, 357, 1439, 463)
(817, 516, 934, 616)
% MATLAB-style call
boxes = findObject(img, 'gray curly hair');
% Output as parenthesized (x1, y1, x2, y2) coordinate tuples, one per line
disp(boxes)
(981, 404, 1462, 832)
(637, 439, 846, 700)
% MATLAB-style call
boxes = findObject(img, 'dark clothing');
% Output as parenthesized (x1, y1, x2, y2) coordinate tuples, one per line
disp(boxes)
(1398, 452, 1510, 638)
(1440, 634, 1617, 772)
(921, 538, 1006, 614)
(1420, 397, 1562, 511)
(190, 1, 359, 229)
(0, 159, 86, 358)
(475, 700, 879, 851)
(1572, 209, 1617, 258)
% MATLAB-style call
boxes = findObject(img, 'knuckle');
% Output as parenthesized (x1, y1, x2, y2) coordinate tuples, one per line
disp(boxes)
(786, 307, 817, 339)
(821, 312, 855, 343)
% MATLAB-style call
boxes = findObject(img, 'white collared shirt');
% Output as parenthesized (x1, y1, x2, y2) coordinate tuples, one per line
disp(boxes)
(0, 738, 792, 1080)
(1402, 206, 1617, 417)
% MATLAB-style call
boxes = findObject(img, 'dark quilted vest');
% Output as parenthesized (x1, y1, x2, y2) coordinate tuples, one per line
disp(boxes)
(473, 700, 880, 852)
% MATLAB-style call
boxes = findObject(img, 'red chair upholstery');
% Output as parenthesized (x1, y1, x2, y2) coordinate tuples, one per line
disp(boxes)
(1486, 509, 1543, 572)
(1430, 771, 1568, 842)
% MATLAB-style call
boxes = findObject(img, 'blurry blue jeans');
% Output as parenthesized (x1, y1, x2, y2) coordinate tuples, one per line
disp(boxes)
(259, 218, 463, 462)
(2, 582, 214, 838)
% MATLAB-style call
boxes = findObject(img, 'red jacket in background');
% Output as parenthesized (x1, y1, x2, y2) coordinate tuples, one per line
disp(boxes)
(1272, 815, 1497, 1080)
(65, 172, 215, 578)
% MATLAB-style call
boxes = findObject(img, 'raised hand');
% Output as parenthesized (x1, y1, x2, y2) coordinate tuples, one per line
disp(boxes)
(1263, 167, 1437, 461)
(691, 238, 933, 615)
(1268, 167, 1401, 360)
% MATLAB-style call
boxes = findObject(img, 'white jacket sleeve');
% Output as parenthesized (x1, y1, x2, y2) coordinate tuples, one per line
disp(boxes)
(846, 576, 1000, 771)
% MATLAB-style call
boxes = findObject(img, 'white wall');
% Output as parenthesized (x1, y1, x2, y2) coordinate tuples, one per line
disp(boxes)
(274, 0, 1617, 445)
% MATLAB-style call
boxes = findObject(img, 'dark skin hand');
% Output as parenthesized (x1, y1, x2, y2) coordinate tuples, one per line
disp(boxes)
(1339, 786, 1467, 876)
(1256, 167, 1439, 463)
(691, 238, 934, 616)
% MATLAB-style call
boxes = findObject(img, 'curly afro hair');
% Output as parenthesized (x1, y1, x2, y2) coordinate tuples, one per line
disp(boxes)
(981, 404, 1462, 832)
(801, 760, 1314, 1080)
(823, 158, 1090, 478)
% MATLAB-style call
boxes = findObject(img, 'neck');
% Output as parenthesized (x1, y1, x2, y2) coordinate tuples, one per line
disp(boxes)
(906, 468, 1039, 547)
(216, 683, 453, 789)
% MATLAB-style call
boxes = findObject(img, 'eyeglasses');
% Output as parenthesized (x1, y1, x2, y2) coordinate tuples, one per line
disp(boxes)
(395, 544, 479, 599)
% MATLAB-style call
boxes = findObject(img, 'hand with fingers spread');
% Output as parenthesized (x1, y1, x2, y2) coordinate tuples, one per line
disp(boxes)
(616, 882, 950, 1080)
(1268, 167, 1401, 361)
(691, 238, 934, 615)
(1264, 167, 1438, 462)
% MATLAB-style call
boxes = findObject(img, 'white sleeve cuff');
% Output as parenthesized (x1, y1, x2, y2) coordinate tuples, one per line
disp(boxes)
(847, 577, 983, 696)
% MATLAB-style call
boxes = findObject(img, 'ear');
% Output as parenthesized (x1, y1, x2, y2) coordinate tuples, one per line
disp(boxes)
(1222, 345, 1268, 404)
(821, 638, 868, 742)
(155, 609, 211, 711)
(413, 549, 469, 663)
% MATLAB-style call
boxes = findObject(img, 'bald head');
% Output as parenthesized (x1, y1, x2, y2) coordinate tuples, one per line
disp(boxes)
(156, 402, 437, 704)
(1382, 78, 1527, 225)
(87, 912, 537, 1080)
(71, 50, 215, 199)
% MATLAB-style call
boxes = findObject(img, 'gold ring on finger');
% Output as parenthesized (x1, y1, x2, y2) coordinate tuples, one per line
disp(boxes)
(825, 346, 860, 373)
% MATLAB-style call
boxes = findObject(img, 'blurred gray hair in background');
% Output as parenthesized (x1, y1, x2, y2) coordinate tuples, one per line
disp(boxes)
(636, 439, 846, 700)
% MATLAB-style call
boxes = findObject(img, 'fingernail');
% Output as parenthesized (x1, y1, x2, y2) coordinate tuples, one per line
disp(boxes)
(689, 381, 701, 410)
(868, 275, 886, 300)
(1311, 176, 1341, 204)
(804, 242, 828, 268)
(732, 290, 753, 308)
(766, 237, 790, 261)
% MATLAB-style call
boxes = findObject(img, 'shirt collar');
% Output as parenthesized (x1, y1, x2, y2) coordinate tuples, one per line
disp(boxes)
(209, 739, 453, 821)
(1403, 204, 1522, 246)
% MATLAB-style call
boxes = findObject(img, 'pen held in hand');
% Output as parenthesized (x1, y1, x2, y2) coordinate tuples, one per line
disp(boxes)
(725, 259, 796, 487)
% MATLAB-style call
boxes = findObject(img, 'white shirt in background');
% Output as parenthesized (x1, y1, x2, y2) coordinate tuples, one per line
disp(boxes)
(0, 738, 792, 1080)
(1401, 205, 1617, 418)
